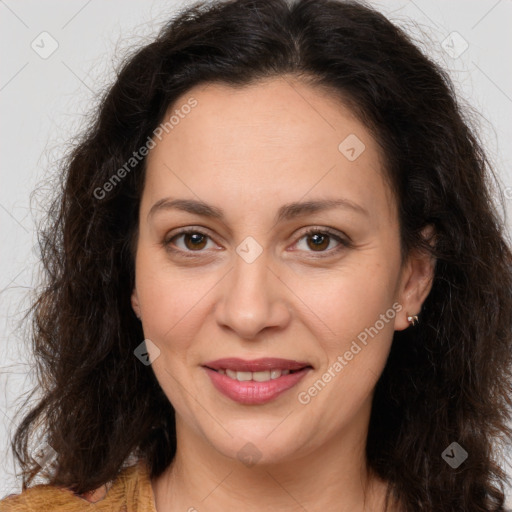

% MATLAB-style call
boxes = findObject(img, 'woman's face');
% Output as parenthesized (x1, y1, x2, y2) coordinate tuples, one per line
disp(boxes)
(131, 77, 433, 465)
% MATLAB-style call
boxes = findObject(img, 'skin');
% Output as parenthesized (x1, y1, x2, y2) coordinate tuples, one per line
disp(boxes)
(131, 76, 435, 512)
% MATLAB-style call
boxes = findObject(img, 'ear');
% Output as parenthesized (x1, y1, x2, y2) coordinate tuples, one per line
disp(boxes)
(131, 287, 142, 320)
(394, 225, 436, 331)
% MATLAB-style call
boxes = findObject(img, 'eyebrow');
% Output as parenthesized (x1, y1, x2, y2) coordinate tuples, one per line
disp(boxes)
(147, 196, 369, 223)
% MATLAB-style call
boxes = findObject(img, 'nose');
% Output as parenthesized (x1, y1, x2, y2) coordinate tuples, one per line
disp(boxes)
(214, 247, 292, 340)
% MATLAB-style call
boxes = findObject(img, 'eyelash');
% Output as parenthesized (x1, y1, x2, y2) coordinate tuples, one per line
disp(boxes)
(162, 226, 352, 259)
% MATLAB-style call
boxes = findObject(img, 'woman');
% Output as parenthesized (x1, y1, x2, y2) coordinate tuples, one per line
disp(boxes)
(1, 0, 511, 510)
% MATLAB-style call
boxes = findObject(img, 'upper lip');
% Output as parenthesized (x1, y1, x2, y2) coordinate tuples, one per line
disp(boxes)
(203, 357, 312, 372)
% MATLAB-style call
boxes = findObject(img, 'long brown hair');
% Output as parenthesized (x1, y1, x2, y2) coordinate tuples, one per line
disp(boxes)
(9, 0, 512, 510)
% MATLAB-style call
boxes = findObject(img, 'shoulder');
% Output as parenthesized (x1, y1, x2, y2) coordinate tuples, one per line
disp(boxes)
(0, 483, 88, 512)
(0, 460, 155, 512)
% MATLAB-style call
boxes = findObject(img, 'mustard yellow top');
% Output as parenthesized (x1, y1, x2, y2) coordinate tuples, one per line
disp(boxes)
(0, 460, 157, 512)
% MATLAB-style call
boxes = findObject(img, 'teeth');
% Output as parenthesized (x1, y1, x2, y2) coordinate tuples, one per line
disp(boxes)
(253, 370, 270, 382)
(221, 368, 291, 382)
(270, 369, 282, 379)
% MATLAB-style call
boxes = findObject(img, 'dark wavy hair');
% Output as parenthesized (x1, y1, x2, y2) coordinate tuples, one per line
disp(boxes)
(8, 0, 512, 510)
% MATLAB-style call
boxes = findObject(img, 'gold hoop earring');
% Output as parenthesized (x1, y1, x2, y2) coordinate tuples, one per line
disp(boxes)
(407, 314, 419, 326)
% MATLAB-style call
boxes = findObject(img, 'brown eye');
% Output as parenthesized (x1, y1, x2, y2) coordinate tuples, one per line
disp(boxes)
(293, 228, 351, 257)
(306, 232, 330, 251)
(164, 229, 215, 253)
(182, 232, 208, 250)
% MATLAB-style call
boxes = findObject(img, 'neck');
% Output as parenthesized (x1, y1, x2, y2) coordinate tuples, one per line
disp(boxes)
(151, 401, 392, 511)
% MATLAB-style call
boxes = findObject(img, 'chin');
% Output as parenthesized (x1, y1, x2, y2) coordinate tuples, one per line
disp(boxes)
(205, 428, 309, 468)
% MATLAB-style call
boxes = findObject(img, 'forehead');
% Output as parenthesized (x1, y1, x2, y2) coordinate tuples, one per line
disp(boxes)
(142, 77, 395, 224)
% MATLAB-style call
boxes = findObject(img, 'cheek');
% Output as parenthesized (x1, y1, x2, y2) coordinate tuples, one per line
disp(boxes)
(293, 264, 398, 432)
(134, 247, 215, 347)
(292, 260, 399, 347)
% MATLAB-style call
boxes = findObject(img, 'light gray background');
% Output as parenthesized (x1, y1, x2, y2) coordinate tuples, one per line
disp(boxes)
(1, 0, 511, 504)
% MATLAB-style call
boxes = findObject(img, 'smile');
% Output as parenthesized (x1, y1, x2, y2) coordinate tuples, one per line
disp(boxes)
(202, 357, 313, 404)
(215, 368, 293, 382)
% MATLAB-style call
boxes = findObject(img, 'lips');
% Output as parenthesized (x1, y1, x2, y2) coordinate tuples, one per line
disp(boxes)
(203, 357, 312, 372)
(202, 357, 313, 405)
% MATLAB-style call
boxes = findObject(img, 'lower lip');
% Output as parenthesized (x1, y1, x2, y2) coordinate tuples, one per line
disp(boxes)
(203, 367, 311, 405)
